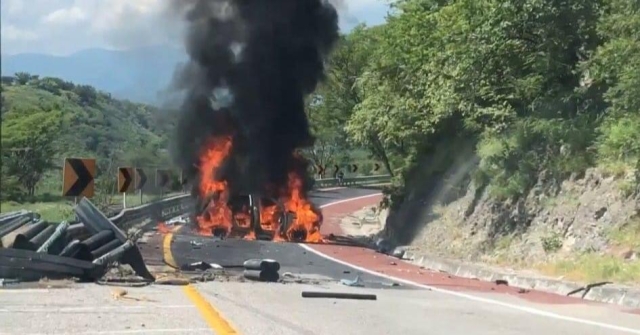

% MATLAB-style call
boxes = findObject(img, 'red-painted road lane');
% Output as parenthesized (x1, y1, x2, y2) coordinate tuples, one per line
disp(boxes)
(311, 193, 610, 307)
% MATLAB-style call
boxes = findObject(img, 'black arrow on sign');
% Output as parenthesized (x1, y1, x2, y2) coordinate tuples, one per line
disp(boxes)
(136, 168, 147, 190)
(350, 164, 358, 173)
(67, 159, 93, 196)
(374, 163, 381, 172)
(119, 168, 132, 193)
(317, 165, 326, 175)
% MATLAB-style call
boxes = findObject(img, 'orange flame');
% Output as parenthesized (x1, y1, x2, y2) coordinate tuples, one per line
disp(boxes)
(157, 222, 171, 234)
(259, 204, 279, 231)
(196, 137, 233, 236)
(282, 172, 323, 242)
(195, 136, 323, 242)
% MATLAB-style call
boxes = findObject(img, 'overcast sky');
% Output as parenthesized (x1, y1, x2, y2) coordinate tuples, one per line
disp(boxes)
(1, 0, 391, 56)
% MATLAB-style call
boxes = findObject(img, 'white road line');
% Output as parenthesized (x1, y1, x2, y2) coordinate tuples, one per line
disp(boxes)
(13, 328, 212, 335)
(318, 193, 382, 208)
(0, 305, 195, 313)
(317, 187, 347, 191)
(0, 289, 53, 294)
(302, 194, 640, 335)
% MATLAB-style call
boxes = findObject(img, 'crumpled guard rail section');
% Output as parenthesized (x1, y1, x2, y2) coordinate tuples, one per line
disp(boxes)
(0, 198, 155, 283)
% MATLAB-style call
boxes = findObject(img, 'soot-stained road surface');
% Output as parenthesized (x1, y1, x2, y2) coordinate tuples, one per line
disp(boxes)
(169, 188, 409, 290)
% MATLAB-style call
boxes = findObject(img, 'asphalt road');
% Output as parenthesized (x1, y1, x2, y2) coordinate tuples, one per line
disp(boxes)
(1, 187, 639, 335)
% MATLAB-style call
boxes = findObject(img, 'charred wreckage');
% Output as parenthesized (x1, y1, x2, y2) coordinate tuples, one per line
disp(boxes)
(194, 191, 324, 242)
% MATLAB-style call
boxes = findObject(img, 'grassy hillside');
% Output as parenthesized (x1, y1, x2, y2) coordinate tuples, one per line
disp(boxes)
(1, 73, 179, 218)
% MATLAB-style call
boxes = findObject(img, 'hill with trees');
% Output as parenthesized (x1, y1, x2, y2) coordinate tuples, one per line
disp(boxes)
(312, 0, 639, 283)
(1, 73, 176, 205)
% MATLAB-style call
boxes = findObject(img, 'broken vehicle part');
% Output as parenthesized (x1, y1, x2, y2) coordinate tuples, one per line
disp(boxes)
(301, 291, 377, 300)
(243, 259, 281, 272)
(243, 269, 280, 282)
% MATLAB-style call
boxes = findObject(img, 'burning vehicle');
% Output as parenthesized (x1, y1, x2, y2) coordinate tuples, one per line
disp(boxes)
(168, 0, 339, 243)
(198, 192, 318, 241)
(193, 138, 324, 242)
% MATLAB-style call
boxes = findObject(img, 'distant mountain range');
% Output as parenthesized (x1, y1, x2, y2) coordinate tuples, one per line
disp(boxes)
(1, 45, 187, 104)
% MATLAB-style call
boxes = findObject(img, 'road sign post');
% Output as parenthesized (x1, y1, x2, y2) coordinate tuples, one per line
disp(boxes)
(135, 168, 147, 205)
(62, 158, 96, 199)
(118, 167, 134, 209)
(156, 169, 171, 198)
(179, 169, 188, 193)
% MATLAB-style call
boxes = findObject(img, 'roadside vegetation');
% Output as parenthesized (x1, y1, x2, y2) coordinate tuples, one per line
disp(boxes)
(0, 73, 178, 219)
(310, 0, 639, 283)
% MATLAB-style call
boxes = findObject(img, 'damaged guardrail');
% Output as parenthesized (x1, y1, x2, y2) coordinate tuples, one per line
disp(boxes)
(67, 194, 192, 241)
(314, 174, 392, 188)
(0, 198, 157, 283)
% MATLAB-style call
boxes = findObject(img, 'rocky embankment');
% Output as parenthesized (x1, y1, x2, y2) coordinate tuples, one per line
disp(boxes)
(348, 168, 640, 307)
(403, 169, 639, 269)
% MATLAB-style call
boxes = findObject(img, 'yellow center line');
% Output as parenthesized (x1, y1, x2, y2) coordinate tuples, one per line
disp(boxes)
(161, 224, 240, 334)
(183, 285, 241, 335)
(162, 225, 183, 269)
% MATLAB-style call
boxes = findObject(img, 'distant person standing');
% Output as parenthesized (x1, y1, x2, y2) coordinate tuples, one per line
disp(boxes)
(337, 171, 344, 185)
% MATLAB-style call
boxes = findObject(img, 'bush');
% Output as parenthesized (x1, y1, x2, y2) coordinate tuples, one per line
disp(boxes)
(596, 113, 640, 175)
(475, 116, 596, 200)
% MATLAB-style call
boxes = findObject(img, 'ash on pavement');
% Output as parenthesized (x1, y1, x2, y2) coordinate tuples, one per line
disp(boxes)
(170, 232, 412, 291)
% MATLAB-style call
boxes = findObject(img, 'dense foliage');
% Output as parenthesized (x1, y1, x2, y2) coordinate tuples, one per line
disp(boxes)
(1, 73, 175, 202)
(311, 0, 640, 208)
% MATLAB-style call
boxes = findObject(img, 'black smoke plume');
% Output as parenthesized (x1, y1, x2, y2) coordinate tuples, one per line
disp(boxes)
(169, 0, 339, 199)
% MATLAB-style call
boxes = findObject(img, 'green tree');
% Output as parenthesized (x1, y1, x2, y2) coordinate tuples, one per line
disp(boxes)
(14, 72, 32, 85)
(590, 0, 640, 178)
(308, 24, 387, 174)
(1, 111, 64, 196)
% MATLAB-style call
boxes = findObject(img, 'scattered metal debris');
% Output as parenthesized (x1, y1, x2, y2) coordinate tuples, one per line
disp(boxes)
(340, 275, 364, 287)
(181, 261, 223, 271)
(301, 291, 377, 300)
(282, 272, 296, 279)
(495, 279, 509, 286)
(391, 248, 406, 259)
(566, 281, 613, 299)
